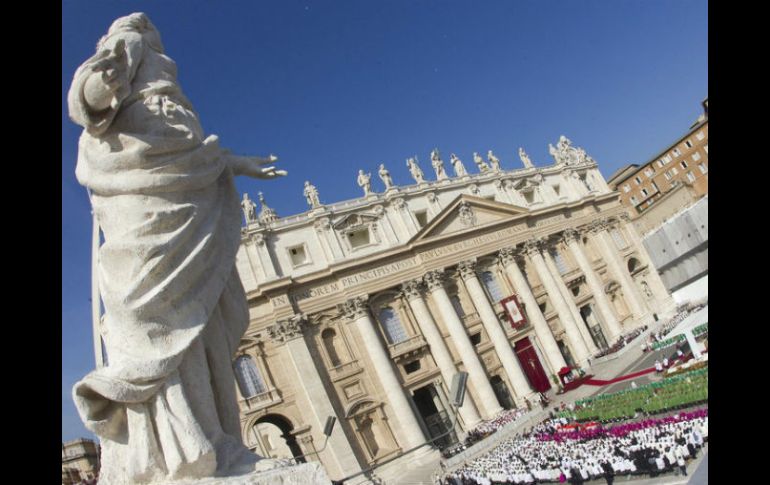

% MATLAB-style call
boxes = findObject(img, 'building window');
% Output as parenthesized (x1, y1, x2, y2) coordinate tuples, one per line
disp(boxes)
(623, 184, 630, 193)
(377, 307, 408, 345)
(657, 160, 664, 168)
(552, 184, 560, 196)
(550, 249, 569, 274)
(664, 171, 672, 181)
(630, 196, 638, 205)
(651, 181, 659, 192)
(287, 244, 309, 267)
(404, 360, 421, 374)
(704, 144, 708, 154)
(480, 271, 505, 302)
(680, 161, 688, 169)
(696, 131, 705, 141)
(698, 163, 708, 174)
(322, 328, 343, 367)
(686, 171, 696, 183)
(692, 152, 701, 161)
(450, 294, 466, 317)
(414, 210, 428, 228)
(470, 333, 482, 346)
(641, 188, 648, 197)
(348, 228, 371, 248)
(644, 168, 654, 177)
(523, 190, 535, 204)
(685, 140, 693, 148)
(634, 176, 642, 185)
(611, 229, 628, 249)
(234, 355, 267, 398)
(671, 167, 678, 175)
(672, 148, 681, 157)
(663, 154, 672, 163)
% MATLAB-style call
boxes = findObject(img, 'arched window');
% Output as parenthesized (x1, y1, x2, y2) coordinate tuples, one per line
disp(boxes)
(378, 307, 408, 344)
(234, 355, 267, 398)
(627, 258, 640, 273)
(450, 294, 465, 317)
(322, 328, 342, 367)
(480, 271, 505, 302)
(550, 249, 569, 275)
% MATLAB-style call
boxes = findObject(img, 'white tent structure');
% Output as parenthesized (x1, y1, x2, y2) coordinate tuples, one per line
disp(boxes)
(667, 305, 708, 358)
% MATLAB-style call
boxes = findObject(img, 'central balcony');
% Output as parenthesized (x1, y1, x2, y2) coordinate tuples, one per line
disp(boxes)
(238, 387, 282, 414)
(388, 334, 428, 360)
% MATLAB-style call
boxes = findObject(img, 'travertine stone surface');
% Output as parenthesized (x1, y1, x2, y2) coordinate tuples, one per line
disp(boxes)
(163, 462, 329, 485)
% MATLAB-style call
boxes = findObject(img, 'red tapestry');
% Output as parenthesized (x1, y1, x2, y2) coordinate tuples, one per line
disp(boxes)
(514, 336, 551, 392)
(501, 294, 527, 329)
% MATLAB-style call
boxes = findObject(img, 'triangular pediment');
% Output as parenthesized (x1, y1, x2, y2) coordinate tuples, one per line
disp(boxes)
(409, 195, 529, 243)
(333, 212, 379, 231)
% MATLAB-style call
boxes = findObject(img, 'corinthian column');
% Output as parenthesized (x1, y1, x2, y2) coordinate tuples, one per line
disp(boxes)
(457, 260, 535, 405)
(268, 316, 361, 479)
(589, 220, 648, 321)
(401, 280, 482, 429)
(498, 247, 566, 376)
(341, 297, 426, 448)
(540, 242, 599, 355)
(423, 270, 503, 419)
(562, 229, 623, 340)
(524, 239, 591, 366)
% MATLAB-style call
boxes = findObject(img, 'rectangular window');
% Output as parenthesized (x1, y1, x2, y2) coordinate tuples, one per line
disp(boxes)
(634, 176, 642, 185)
(664, 171, 672, 181)
(623, 184, 631, 193)
(470, 333, 482, 346)
(671, 167, 678, 175)
(680, 161, 688, 169)
(552, 184, 560, 196)
(696, 131, 705, 141)
(414, 210, 428, 228)
(348, 228, 371, 248)
(687, 171, 696, 183)
(663, 154, 672, 163)
(672, 148, 681, 157)
(524, 190, 535, 204)
(644, 168, 654, 177)
(641, 188, 649, 197)
(685, 140, 693, 148)
(611, 229, 628, 249)
(657, 160, 664, 168)
(651, 181, 659, 192)
(630, 196, 638, 205)
(692, 152, 701, 161)
(288, 244, 309, 267)
(404, 360, 421, 374)
(698, 163, 708, 174)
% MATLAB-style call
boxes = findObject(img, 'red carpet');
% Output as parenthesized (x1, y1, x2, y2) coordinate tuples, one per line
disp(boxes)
(583, 367, 657, 386)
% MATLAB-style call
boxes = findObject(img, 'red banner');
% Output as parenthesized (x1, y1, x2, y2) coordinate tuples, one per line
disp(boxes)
(501, 294, 527, 329)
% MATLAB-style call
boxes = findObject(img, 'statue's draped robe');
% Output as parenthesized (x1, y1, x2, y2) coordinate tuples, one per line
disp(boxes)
(69, 28, 254, 483)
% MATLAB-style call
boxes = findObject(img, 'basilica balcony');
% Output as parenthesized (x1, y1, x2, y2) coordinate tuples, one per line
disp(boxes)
(328, 360, 363, 382)
(388, 334, 428, 360)
(460, 311, 482, 328)
(238, 387, 282, 414)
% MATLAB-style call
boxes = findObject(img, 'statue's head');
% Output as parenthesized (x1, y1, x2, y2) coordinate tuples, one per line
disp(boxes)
(242, 193, 248, 200)
(99, 12, 163, 53)
(305, 180, 310, 186)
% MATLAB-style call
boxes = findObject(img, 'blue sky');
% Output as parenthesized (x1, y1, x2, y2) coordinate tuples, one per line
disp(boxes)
(62, 0, 707, 441)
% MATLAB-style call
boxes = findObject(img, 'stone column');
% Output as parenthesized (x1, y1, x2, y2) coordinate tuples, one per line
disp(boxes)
(524, 239, 591, 366)
(457, 260, 535, 405)
(498, 247, 567, 376)
(589, 220, 648, 320)
(423, 270, 503, 419)
(341, 297, 426, 448)
(247, 233, 277, 280)
(562, 229, 623, 340)
(267, 316, 361, 479)
(618, 215, 676, 313)
(401, 280, 482, 429)
(540, 241, 599, 355)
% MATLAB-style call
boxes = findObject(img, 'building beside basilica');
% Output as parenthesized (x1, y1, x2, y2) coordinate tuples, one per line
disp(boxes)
(230, 139, 676, 481)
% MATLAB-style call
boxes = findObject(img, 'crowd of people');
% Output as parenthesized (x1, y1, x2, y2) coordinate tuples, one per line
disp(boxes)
(439, 408, 707, 484)
(641, 304, 706, 353)
(443, 409, 530, 458)
(593, 325, 648, 359)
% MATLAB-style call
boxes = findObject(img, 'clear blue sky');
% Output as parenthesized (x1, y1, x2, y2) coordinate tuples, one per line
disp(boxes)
(62, 0, 707, 441)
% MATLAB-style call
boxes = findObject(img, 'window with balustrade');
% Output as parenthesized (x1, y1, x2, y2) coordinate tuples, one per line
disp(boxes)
(480, 270, 505, 302)
(234, 355, 267, 398)
(377, 307, 409, 344)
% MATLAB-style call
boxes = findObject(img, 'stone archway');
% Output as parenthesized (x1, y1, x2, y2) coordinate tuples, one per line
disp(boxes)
(251, 414, 305, 463)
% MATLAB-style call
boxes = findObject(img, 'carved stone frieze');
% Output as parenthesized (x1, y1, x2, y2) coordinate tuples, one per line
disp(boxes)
(458, 201, 476, 226)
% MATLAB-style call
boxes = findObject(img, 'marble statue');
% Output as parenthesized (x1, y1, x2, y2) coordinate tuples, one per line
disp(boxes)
(358, 169, 373, 196)
(241, 193, 257, 224)
(487, 150, 501, 172)
(519, 147, 534, 169)
(406, 156, 425, 184)
(473, 152, 490, 173)
(450, 153, 467, 177)
(379, 163, 394, 190)
(66, 13, 330, 485)
(548, 135, 593, 166)
(304, 181, 321, 208)
(431, 148, 448, 180)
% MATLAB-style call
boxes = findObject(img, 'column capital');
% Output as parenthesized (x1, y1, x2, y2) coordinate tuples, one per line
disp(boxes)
(267, 314, 307, 343)
(400, 279, 424, 301)
(457, 259, 478, 281)
(249, 232, 266, 246)
(562, 228, 581, 244)
(340, 296, 370, 320)
(423, 269, 446, 292)
(523, 237, 548, 256)
(313, 217, 331, 232)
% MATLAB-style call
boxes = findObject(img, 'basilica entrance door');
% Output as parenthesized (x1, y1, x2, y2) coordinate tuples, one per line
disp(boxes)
(514, 336, 551, 392)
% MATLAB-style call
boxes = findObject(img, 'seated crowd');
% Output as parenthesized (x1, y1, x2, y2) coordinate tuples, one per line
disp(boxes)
(443, 409, 530, 458)
(593, 325, 648, 359)
(439, 409, 707, 485)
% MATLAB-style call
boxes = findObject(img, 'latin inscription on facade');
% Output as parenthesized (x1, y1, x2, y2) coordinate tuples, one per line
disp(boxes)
(418, 224, 527, 262)
(340, 258, 418, 288)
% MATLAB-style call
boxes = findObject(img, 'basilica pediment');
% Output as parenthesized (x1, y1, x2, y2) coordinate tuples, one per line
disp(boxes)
(332, 212, 380, 231)
(409, 195, 528, 244)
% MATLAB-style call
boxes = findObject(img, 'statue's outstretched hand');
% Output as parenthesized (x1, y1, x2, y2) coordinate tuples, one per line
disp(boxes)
(226, 152, 287, 179)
